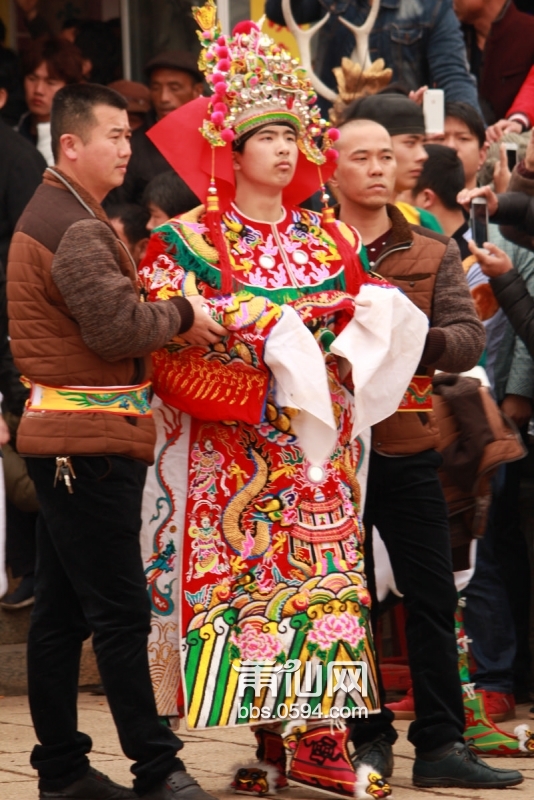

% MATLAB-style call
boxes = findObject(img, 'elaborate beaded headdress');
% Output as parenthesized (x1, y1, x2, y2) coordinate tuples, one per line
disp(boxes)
(147, 1, 368, 295)
(193, 0, 339, 166)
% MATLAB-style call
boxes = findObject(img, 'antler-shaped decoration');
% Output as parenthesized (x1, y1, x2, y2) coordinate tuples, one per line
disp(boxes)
(338, 0, 381, 69)
(281, 0, 337, 102)
(281, 0, 381, 101)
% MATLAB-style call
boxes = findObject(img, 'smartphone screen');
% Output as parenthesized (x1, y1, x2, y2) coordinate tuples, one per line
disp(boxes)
(505, 143, 518, 171)
(470, 199, 489, 248)
(423, 89, 445, 134)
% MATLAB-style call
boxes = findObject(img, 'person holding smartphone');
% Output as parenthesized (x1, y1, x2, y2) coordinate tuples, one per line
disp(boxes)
(458, 124, 534, 251)
(458, 181, 534, 360)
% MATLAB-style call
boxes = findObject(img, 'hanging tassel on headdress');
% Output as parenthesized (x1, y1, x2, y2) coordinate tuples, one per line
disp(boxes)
(205, 178, 233, 295)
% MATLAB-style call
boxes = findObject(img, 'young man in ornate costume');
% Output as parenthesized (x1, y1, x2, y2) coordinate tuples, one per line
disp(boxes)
(138, 4, 433, 798)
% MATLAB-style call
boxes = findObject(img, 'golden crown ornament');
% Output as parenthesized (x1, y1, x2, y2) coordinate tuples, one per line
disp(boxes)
(192, 0, 340, 164)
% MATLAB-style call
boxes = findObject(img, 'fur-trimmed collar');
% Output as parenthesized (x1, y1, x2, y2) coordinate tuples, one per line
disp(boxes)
(384, 203, 414, 247)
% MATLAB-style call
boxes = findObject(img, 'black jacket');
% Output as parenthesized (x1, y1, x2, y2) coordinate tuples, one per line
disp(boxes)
(491, 268, 534, 360)
(493, 191, 534, 247)
(0, 118, 46, 267)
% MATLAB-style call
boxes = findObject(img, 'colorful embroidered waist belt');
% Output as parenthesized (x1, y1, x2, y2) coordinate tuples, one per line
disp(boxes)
(397, 375, 433, 412)
(22, 379, 153, 417)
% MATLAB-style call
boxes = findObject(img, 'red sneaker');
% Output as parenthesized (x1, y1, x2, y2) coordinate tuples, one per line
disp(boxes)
(483, 691, 516, 723)
(385, 687, 415, 721)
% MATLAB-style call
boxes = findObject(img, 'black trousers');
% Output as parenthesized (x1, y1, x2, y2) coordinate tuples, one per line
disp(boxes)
(5, 500, 37, 577)
(350, 449, 465, 753)
(492, 457, 531, 698)
(26, 456, 184, 795)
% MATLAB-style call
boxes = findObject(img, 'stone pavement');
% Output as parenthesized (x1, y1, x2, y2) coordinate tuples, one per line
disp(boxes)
(1, 693, 534, 799)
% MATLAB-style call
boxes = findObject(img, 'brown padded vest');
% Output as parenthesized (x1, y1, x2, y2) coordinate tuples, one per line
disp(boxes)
(8, 170, 157, 463)
(370, 209, 446, 455)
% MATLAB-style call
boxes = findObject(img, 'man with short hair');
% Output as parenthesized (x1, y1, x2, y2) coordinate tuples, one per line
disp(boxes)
(330, 118, 523, 789)
(113, 52, 204, 205)
(7, 82, 224, 800)
(437, 101, 488, 189)
(17, 36, 84, 165)
(411, 144, 467, 237)
(344, 93, 442, 231)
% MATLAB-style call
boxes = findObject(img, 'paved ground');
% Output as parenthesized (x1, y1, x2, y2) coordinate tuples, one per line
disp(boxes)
(1, 693, 534, 799)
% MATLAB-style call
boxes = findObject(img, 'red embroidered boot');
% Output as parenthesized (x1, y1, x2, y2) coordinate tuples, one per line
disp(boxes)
(231, 728, 287, 796)
(286, 723, 392, 799)
(254, 728, 288, 789)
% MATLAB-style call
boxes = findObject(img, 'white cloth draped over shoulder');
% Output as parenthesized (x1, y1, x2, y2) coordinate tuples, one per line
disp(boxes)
(264, 283, 429, 467)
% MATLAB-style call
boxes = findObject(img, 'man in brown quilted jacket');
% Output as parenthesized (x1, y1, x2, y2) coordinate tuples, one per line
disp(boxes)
(7, 83, 225, 800)
(329, 119, 524, 791)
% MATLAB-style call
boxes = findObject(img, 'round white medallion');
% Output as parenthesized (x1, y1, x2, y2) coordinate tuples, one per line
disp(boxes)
(292, 250, 309, 265)
(259, 254, 276, 269)
(307, 465, 325, 484)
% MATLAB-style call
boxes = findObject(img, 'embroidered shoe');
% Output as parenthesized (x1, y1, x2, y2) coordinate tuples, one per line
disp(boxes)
(231, 764, 280, 796)
(464, 689, 530, 756)
(254, 728, 288, 789)
(413, 742, 523, 789)
(286, 723, 392, 799)
(39, 767, 135, 799)
(231, 729, 288, 796)
(482, 690, 515, 723)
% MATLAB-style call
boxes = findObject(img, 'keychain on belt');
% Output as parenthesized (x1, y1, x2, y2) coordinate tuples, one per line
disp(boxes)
(54, 456, 76, 493)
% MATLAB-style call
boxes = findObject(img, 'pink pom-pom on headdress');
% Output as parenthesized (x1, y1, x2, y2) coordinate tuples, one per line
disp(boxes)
(232, 21, 260, 36)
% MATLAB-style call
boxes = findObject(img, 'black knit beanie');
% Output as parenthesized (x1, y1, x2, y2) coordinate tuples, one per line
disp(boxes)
(343, 94, 426, 135)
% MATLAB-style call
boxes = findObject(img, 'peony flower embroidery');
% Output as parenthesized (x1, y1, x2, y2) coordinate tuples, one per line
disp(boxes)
(308, 611, 366, 651)
(230, 625, 283, 662)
